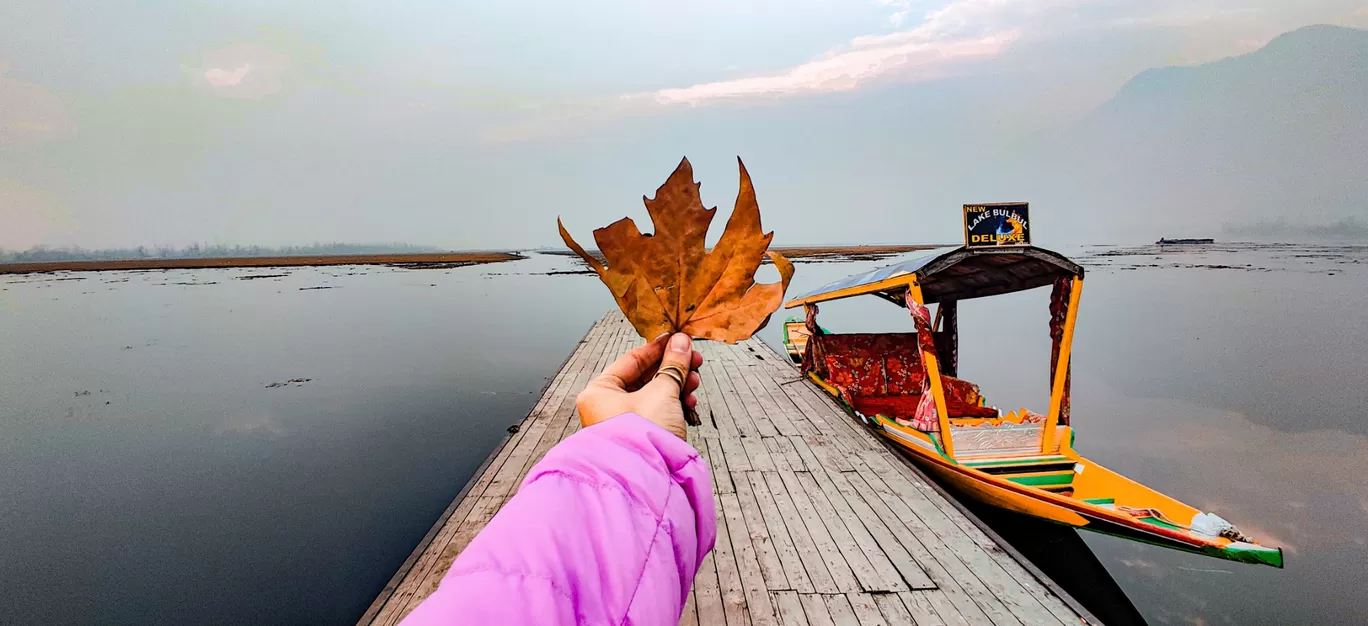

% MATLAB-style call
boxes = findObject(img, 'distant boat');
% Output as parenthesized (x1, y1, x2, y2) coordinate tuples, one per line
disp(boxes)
(1156, 238, 1215, 245)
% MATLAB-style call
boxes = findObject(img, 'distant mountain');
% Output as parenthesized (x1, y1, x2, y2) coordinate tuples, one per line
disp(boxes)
(954, 25, 1368, 242)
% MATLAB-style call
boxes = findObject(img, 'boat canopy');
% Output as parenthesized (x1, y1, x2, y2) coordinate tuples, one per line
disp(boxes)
(784, 245, 1084, 308)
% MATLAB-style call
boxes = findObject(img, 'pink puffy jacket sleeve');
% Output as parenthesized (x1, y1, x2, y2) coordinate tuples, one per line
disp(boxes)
(399, 413, 717, 625)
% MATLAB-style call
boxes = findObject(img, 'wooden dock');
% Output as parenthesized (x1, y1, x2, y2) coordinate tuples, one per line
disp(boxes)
(360, 312, 1091, 625)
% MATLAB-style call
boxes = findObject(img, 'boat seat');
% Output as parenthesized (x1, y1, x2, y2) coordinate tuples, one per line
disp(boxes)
(949, 422, 1046, 458)
(809, 332, 998, 422)
(808, 332, 924, 399)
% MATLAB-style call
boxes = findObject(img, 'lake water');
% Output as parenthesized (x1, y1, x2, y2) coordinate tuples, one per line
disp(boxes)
(2, 244, 1365, 624)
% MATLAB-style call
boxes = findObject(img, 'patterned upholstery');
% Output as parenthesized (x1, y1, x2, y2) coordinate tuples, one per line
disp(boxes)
(806, 332, 998, 425)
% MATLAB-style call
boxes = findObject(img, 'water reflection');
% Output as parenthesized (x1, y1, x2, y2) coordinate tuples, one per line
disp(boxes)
(0, 255, 615, 624)
(3, 245, 1365, 624)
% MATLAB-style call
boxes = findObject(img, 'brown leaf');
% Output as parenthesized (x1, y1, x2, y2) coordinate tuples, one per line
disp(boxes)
(559, 157, 794, 343)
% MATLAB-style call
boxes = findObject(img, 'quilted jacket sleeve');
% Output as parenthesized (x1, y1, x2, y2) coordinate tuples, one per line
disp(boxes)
(399, 413, 716, 625)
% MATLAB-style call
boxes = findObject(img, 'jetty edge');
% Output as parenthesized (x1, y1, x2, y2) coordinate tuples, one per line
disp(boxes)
(359, 311, 1094, 626)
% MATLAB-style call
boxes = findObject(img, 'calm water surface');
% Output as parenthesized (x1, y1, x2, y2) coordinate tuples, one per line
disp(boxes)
(2, 245, 1365, 624)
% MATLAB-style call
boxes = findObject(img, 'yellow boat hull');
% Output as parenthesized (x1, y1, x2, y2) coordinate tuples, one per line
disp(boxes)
(867, 413, 1284, 568)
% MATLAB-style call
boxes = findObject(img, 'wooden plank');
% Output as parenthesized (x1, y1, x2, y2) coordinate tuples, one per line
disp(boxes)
(695, 546, 727, 626)
(704, 436, 736, 494)
(718, 361, 777, 437)
(746, 471, 813, 593)
(702, 357, 747, 437)
(873, 593, 917, 626)
(680, 587, 699, 626)
(874, 453, 1083, 626)
(766, 436, 806, 472)
(773, 591, 811, 626)
(900, 592, 949, 626)
(774, 375, 870, 455)
(742, 434, 777, 472)
(719, 492, 779, 626)
(693, 382, 721, 439)
(733, 471, 791, 591)
(846, 463, 1021, 626)
(845, 594, 888, 626)
(776, 471, 861, 593)
(798, 594, 837, 626)
(721, 434, 754, 474)
(701, 363, 753, 473)
(739, 366, 803, 437)
(710, 477, 752, 626)
(794, 434, 854, 473)
(855, 454, 1066, 625)
(824, 594, 862, 626)
(793, 471, 897, 593)
(763, 437, 792, 472)
(922, 590, 975, 626)
(823, 470, 935, 590)
(762, 471, 839, 594)
(725, 361, 782, 437)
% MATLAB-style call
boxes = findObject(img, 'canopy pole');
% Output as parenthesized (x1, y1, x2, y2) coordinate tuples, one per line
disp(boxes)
(1043, 277, 1083, 453)
(936, 301, 958, 378)
(907, 283, 954, 457)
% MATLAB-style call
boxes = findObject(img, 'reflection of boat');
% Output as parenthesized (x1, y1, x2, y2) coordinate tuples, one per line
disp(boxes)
(783, 244, 1283, 568)
(1156, 238, 1214, 245)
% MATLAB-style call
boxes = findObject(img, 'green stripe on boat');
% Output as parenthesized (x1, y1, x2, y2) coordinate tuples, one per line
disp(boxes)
(963, 456, 1070, 468)
(1004, 472, 1074, 487)
(1138, 516, 1183, 531)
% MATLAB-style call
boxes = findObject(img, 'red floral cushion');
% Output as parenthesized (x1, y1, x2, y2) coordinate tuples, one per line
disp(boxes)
(810, 332, 997, 425)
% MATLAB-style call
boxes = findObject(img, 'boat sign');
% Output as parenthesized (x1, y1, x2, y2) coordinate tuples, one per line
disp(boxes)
(964, 203, 1030, 248)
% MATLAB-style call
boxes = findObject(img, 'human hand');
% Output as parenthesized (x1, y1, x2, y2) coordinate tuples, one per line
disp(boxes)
(576, 333, 704, 440)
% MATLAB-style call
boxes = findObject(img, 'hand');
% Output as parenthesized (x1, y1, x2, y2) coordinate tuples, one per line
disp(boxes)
(576, 333, 704, 440)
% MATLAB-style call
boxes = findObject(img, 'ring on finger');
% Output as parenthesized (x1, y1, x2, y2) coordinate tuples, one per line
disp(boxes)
(652, 364, 688, 391)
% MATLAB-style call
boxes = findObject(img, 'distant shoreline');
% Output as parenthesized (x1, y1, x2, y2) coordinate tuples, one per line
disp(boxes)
(544, 244, 946, 264)
(0, 252, 525, 275)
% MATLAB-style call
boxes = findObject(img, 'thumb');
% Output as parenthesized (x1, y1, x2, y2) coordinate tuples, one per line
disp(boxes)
(643, 333, 693, 399)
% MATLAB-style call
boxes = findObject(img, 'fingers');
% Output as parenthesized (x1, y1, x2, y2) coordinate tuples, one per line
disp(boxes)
(685, 370, 701, 396)
(643, 333, 694, 399)
(629, 348, 702, 392)
(682, 371, 701, 408)
(597, 333, 669, 389)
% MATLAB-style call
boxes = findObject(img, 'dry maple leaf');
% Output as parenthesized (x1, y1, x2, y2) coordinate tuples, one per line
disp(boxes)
(559, 157, 794, 344)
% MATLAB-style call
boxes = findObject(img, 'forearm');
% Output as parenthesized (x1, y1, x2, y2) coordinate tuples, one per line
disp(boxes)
(400, 413, 716, 625)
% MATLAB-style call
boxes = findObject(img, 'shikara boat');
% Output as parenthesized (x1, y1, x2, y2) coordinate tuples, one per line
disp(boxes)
(782, 244, 1284, 568)
(781, 317, 823, 363)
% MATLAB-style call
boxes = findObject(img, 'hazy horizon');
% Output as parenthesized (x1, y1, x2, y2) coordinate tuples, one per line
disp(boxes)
(4, 2, 1367, 251)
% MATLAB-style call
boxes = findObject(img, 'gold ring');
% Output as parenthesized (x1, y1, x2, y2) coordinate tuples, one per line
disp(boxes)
(653, 364, 688, 391)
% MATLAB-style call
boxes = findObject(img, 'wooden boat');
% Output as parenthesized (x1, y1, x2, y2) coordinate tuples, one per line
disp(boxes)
(781, 317, 822, 363)
(783, 244, 1284, 568)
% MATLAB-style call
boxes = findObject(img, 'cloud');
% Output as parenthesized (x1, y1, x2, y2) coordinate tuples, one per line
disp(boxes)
(876, 0, 914, 26)
(650, 33, 1015, 106)
(0, 60, 78, 150)
(204, 64, 252, 87)
(640, 0, 1104, 107)
(194, 43, 290, 100)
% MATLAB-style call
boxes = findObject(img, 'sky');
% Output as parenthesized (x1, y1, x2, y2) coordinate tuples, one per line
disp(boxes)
(2, 0, 1366, 250)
